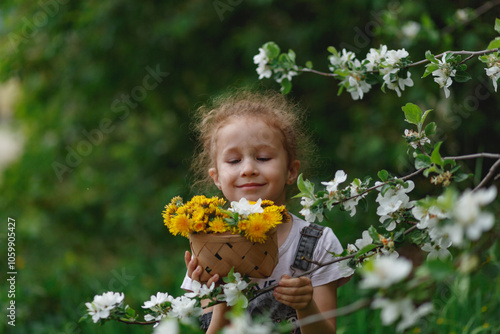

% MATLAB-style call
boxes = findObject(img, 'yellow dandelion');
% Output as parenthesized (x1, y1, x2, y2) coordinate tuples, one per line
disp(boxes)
(208, 217, 227, 233)
(245, 214, 271, 243)
(263, 206, 284, 227)
(191, 219, 206, 233)
(261, 199, 275, 207)
(170, 214, 191, 238)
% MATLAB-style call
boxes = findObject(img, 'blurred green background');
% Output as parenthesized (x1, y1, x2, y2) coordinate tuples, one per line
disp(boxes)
(0, 0, 499, 333)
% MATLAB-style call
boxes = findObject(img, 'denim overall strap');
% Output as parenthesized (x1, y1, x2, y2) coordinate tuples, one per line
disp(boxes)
(292, 223, 325, 271)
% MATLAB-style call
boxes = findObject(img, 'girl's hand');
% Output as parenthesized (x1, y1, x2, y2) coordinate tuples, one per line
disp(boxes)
(273, 274, 314, 311)
(184, 250, 220, 286)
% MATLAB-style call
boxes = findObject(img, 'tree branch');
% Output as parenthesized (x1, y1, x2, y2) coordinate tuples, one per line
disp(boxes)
(473, 158, 500, 191)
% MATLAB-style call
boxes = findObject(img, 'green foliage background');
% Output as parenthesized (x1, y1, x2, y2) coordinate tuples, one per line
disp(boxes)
(0, 0, 499, 333)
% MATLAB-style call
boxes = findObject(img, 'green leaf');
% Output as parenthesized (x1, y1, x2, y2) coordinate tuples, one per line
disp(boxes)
(327, 46, 337, 55)
(402, 103, 422, 125)
(423, 165, 437, 177)
(288, 49, 296, 63)
(415, 154, 432, 169)
(263, 41, 280, 59)
(296, 174, 315, 198)
(454, 70, 472, 83)
(422, 64, 439, 78)
(280, 78, 292, 94)
(495, 17, 500, 34)
(355, 244, 378, 259)
(487, 37, 500, 50)
(453, 172, 471, 182)
(377, 169, 389, 182)
(420, 109, 432, 125)
(368, 226, 379, 241)
(125, 306, 136, 318)
(425, 50, 438, 64)
(443, 159, 456, 167)
(431, 142, 444, 166)
(424, 122, 437, 136)
(305, 60, 313, 69)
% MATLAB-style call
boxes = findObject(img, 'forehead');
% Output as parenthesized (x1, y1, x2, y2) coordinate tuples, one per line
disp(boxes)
(215, 117, 284, 152)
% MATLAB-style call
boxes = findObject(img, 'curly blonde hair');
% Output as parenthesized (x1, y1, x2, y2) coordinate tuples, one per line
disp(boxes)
(190, 89, 314, 193)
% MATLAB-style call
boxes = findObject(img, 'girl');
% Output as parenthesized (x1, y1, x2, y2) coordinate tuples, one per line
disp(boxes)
(182, 90, 352, 333)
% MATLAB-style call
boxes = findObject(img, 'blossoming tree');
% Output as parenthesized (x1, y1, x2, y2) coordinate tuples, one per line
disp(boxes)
(82, 16, 500, 334)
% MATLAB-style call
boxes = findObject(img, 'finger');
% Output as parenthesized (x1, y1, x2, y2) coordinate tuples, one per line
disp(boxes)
(186, 256, 198, 279)
(207, 274, 220, 287)
(184, 251, 191, 267)
(279, 276, 311, 288)
(191, 265, 203, 281)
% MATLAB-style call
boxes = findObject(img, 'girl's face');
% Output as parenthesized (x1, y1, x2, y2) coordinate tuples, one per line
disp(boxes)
(209, 118, 300, 205)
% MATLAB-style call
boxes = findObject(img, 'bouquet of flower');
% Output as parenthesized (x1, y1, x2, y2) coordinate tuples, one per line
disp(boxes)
(163, 196, 290, 280)
(162, 196, 289, 243)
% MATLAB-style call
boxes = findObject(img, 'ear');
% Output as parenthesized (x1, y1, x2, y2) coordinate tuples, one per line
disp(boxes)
(286, 160, 301, 185)
(209, 167, 221, 190)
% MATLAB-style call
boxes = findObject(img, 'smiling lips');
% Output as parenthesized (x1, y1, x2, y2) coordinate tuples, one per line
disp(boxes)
(237, 183, 265, 189)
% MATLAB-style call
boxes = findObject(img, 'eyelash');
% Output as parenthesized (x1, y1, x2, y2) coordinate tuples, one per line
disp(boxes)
(226, 157, 271, 164)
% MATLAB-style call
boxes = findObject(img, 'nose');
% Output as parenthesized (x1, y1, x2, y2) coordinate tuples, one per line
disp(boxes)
(240, 159, 259, 177)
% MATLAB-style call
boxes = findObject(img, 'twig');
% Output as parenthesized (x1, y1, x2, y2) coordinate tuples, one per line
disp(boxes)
(473, 158, 500, 191)
(443, 153, 500, 160)
(297, 67, 337, 77)
(117, 318, 157, 326)
(297, 298, 371, 327)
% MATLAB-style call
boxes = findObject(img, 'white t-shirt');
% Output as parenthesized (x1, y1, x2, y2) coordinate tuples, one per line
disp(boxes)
(181, 214, 353, 291)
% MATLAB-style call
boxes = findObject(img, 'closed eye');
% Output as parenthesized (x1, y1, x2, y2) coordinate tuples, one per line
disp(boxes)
(257, 157, 271, 162)
(227, 159, 240, 164)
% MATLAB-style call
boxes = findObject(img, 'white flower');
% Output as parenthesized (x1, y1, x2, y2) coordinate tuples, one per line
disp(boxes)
(404, 129, 430, 149)
(153, 317, 179, 334)
(142, 292, 174, 309)
(385, 49, 409, 66)
(322, 170, 347, 194)
(360, 255, 412, 289)
(432, 56, 456, 98)
(375, 180, 414, 231)
(343, 180, 366, 217)
(145, 313, 166, 324)
(485, 65, 500, 92)
(85, 292, 124, 323)
(229, 198, 263, 218)
(372, 297, 433, 332)
(347, 244, 357, 253)
(329, 49, 356, 70)
(275, 67, 298, 83)
(253, 48, 272, 79)
(412, 204, 448, 229)
(184, 281, 215, 299)
(355, 230, 373, 250)
(347, 73, 372, 100)
(223, 272, 249, 307)
(365, 45, 388, 71)
(222, 312, 273, 334)
(390, 71, 414, 97)
(401, 21, 421, 39)
(168, 296, 202, 321)
(299, 196, 323, 223)
(421, 237, 452, 260)
(443, 187, 497, 245)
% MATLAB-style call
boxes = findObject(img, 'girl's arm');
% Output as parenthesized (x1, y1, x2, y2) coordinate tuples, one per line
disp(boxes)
(273, 275, 338, 334)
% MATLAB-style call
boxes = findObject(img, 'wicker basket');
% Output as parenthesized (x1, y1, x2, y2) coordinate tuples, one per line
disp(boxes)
(189, 229, 279, 282)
